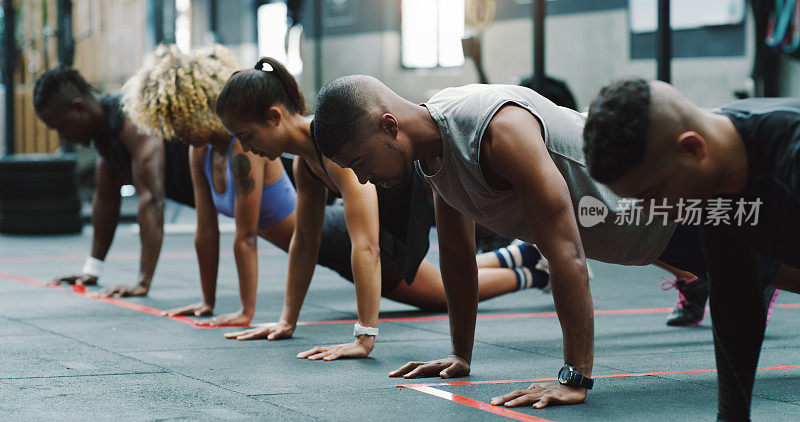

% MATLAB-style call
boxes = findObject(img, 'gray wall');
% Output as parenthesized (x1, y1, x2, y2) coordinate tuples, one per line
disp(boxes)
(202, 0, 792, 111)
(296, 1, 758, 111)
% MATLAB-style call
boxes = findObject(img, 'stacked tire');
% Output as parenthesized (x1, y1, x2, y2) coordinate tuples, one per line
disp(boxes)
(0, 154, 83, 235)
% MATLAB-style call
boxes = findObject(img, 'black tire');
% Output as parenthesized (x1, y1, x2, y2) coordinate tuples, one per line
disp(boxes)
(0, 198, 82, 213)
(0, 154, 77, 176)
(0, 179, 78, 200)
(0, 154, 83, 235)
(0, 215, 83, 235)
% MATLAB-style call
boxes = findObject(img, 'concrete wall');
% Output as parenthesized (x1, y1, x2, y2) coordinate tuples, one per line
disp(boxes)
(300, 6, 756, 111)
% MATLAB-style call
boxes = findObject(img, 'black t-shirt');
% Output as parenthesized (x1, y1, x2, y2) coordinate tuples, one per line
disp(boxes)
(92, 92, 195, 207)
(715, 98, 800, 268)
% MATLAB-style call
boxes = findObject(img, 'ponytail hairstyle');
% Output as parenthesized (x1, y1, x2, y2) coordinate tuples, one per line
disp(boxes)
(215, 57, 307, 124)
(33, 65, 97, 113)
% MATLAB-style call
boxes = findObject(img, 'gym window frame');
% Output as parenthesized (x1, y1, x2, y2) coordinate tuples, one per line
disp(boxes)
(399, 0, 465, 70)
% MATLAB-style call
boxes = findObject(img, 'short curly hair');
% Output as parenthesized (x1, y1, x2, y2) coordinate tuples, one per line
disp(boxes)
(583, 78, 652, 183)
(122, 44, 240, 141)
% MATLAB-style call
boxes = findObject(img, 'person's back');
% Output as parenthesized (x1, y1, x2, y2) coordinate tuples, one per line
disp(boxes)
(417, 84, 675, 265)
(714, 98, 800, 268)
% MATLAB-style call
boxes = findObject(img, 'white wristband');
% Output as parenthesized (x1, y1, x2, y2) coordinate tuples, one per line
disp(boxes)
(353, 322, 379, 337)
(81, 257, 104, 278)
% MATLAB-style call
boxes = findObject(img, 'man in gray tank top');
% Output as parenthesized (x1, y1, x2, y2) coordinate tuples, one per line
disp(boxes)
(311, 76, 684, 410)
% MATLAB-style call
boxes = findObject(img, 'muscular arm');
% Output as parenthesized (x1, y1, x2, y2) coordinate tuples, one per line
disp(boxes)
(90, 156, 122, 262)
(328, 164, 382, 348)
(486, 105, 592, 407)
(389, 184, 478, 379)
(49, 156, 122, 286)
(278, 158, 328, 328)
(164, 146, 219, 318)
(226, 146, 265, 324)
(129, 135, 166, 292)
(97, 121, 167, 298)
(702, 225, 764, 420)
(435, 192, 479, 362)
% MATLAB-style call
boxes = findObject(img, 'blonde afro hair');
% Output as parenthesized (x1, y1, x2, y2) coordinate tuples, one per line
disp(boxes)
(122, 44, 240, 141)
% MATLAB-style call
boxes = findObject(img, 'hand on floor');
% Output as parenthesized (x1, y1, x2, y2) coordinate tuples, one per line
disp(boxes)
(491, 383, 586, 408)
(94, 283, 149, 298)
(297, 337, 374, 361)
(224, 321, 294, 341)
(162, 302, 213, 317)
(389, 355, 470, 378)
(47, 273, 98, 287)
(195, 311, 252, 327)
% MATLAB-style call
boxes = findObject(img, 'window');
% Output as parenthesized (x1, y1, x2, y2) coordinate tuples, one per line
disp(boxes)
(175, 0, 191, 53)
(401, 0, 465, 68)
(257, 2, 303, 75)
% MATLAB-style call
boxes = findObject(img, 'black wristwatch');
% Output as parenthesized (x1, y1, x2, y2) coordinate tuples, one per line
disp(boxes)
(558, 364, 593, 390)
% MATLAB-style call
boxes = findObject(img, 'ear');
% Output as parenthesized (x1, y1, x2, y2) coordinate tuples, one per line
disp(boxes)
(380, 113, 399, 138)
(676, 131, 707, 161)
(70, 96, 87, 111)
(264, 106, 283, 127)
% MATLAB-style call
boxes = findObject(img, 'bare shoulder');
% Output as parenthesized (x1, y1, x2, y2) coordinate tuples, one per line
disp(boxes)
(189, 145, 208, 166)
(484, 104, 544, 148)
(480, 104, 546, 187)
(120, 115, 162, 157)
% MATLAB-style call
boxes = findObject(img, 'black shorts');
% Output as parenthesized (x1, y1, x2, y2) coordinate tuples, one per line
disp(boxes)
(164, 141, 195, 207)
(316, 205, 411, 294)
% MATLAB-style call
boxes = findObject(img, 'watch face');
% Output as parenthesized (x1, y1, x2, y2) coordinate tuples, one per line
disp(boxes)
(558, 366, 571, 383)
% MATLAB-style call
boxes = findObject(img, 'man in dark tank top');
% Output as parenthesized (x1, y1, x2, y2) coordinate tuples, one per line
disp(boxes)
(33, 66, 194, 298)
(584, 78, 800, 421)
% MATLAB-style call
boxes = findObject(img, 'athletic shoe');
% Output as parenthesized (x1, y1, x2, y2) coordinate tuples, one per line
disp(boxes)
(661, 275, 708, 327)
(764, 287, 781, 326)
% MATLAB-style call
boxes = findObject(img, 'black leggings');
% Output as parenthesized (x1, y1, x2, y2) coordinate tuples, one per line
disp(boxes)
(661, 225, 783, 421)
(316, 205, 408, 294)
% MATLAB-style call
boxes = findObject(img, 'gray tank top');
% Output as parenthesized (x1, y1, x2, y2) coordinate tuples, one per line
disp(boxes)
(415, 84, 676, 265)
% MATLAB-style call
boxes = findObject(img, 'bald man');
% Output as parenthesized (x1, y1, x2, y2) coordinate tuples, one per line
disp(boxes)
(309, 76, 728, 410)
(584, 78, 800, 421)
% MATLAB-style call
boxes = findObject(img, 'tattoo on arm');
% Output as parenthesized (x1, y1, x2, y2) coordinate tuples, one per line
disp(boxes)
(232, 154, 255, 196)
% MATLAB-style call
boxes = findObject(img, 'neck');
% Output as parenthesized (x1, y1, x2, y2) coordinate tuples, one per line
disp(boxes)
(283, 114, 318, 161)
(708, 113, 749, 195)
(209, 132, 232, 151)
(88, 93, 110, 139)
(406, 104, 443, 161)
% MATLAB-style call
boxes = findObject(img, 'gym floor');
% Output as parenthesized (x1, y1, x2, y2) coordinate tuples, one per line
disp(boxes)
(1, 217, 799, 421)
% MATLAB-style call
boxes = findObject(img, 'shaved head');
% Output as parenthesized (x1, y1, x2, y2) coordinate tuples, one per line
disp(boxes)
(312, 75, 400, 158)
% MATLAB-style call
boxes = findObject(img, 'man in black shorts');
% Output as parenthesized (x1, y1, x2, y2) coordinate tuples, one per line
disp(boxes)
(583, 78, 800, 421)
(33, 66, 194, 297)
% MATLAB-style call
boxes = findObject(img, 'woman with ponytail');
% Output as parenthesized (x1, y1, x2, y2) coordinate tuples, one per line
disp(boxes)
(215, 58, 555, 361)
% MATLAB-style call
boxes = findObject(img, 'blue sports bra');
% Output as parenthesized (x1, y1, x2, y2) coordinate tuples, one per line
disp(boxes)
(204, 139, 297, 229)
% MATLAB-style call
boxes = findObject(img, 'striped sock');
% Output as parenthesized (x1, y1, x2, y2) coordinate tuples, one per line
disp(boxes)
(494, 242, 542, 268)
(513, 267, 549, 290)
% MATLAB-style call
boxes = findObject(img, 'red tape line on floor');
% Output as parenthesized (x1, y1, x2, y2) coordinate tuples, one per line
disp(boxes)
(0, 249, 282, 265)
(0, 271, 204, 328)
(401, 385, 553, 422)
(2, 271, 800, 330)
(396, 365, 800, 421)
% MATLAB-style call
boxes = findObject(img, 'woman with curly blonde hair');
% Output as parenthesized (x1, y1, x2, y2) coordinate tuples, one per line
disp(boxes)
(123, 44, 299, 327)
